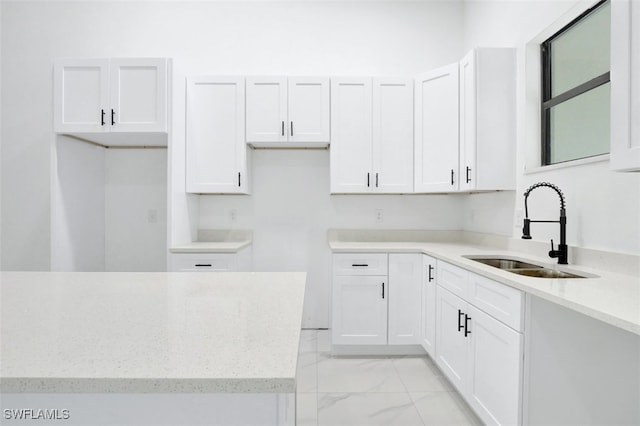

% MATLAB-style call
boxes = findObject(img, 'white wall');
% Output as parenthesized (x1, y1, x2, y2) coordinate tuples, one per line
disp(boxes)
(1, 0, 465, 273)
(105, 149, 167, 272)
(462, 0, 640, 255)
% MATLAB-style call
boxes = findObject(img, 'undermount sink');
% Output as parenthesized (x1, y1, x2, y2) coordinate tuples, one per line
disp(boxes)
(510, 269, 585, 279)
(464, 256, 590, 279)
(467, 258, 542, 270)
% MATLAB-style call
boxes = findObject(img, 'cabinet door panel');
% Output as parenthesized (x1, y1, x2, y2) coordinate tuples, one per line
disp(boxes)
(332, 275, 387, 345)
(110, 58, 167, 132)
(467, 305, 523, 426)
(414, 64, 459, 192)
(288, 77, 330, 143)
(54, 58, 109, 133)
(246, 77, 287, 143)
(330, 78, 372, 193)
(435, 286, 468, 393)
(372, 78, 414, 193)
(459, 51, 477, 192)
(388, 253, 421, 345)
(437, 261, 469, 300)
(186, 76, 248, 194)
(420, 255, 437, 357)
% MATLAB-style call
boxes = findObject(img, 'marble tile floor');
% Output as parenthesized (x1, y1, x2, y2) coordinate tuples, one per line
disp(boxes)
(296, 330, 483, 426)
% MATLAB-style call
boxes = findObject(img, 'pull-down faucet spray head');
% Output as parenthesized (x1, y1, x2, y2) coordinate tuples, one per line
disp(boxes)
(521, 182, 568, 264)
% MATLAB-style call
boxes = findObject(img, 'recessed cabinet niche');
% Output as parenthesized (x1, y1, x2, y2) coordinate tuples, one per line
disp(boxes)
(54, 58, 169, 146)
(185, 76, 250, 194)
(245, 76, 330, 148)
(330, 77, 414, 194)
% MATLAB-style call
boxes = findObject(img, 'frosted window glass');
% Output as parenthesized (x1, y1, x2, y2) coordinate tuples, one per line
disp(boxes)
(551, 1, 610, 96)
(549, 83, 610, 164)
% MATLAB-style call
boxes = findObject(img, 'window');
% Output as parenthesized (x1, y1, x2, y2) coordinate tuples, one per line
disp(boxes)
(541, 0, 610, 166)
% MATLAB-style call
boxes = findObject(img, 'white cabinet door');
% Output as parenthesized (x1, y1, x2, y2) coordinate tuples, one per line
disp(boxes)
(372, 78, 414, 193)
(435, 286, 469, 393)
(330, 78, 373, 193)
(245, 77, 287, 143)
(467, 305, 523, 426)
(288, 77, 330, 144)
(414, 64, 459, 193)
(169, 253, 237, 272)
(186, 76, 249, 194)
(611, 0, 640, 171)
(54, 58, 110, 133)
(388, 253, 422, 345)
(332, 275, 388, 345)
(437, 261, 469, 300)
(459, 48, 516, 192)
(109, 58, 167, 133)
(459, 50, 477, 193)
(420, 254, 437, 357)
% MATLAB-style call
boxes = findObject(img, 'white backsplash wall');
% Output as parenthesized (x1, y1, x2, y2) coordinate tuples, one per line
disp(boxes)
(199, 150, 465, 328)
(462, 0, 640, 255)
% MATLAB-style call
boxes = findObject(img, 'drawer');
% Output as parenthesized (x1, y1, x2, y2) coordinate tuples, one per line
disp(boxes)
(436, 261, 469, 300)
(468, 272, 523, 331)
(170, 253, 236, 272)
(333, 253, 388, 275)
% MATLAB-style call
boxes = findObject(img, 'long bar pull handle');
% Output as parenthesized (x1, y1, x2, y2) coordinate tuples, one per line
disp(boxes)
(238, 172, 241, 187)
(375, 173, 379, 188)
(382, 282, 385, 299)
(464, 314, 472, 337)
(428, 264, 434, 282)
(458, 309, 464, 332)
(282, 121, 285, 136)
(101, 109, 106, 126)
(111, 109, 115, 125)
(351, 264, 369, 267)
(451, 169, 454, 185)
(367, 173, 370, 188)
(195, 264, 212, 267)
(466, 166, 471, 183)
(290, 121, 293, 137)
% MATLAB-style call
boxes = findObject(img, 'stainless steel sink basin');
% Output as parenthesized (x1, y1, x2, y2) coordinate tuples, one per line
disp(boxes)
(468, 258, 542, 270)
(510, 269, 586, 279)
(464, 256, 591, 279)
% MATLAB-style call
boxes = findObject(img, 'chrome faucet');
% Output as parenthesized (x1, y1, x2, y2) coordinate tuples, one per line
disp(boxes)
(522, 182, 568, 264)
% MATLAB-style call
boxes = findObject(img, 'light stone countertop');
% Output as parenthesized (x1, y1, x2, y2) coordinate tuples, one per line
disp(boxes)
(0, 272, 306, 393)
(329, 238, 640, 336)
(170, 230, 253, 253)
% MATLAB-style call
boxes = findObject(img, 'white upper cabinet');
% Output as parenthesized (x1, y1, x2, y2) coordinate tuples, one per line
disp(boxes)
(245, 76, 329, 148)
(109, 58, 168, 133)
(330, 77, 414, 194)
(610, 0, 640, 171)
(373, 78, 414, 193)
(54, 58, 169, 146)
(414, 64, 460, 193)
(330, 78, 373, 193)
(185, 76, 249, 194)
(459, 48, 516, 192)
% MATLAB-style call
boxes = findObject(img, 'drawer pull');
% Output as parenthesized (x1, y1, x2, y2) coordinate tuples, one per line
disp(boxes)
(195, 264, 212, 267)
(351, 263, 369, 267)
(381, 282, 385, 299)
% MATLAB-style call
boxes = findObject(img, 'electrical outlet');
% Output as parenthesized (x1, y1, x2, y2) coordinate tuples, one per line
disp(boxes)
(230, 209, 237, 222)
(147, 209, 158, 224)
(375, 209, 384, 223)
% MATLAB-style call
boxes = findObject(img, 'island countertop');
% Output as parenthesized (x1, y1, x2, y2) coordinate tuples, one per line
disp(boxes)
(0, 271, 306, 394)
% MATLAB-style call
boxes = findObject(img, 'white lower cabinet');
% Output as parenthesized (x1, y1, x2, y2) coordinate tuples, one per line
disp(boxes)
(435, 261, 524, 426)
(332, 274, 388, 345)
(331, 253, 422, 346)
(419, 254, 437, 357)
(169, 249, 251, 272)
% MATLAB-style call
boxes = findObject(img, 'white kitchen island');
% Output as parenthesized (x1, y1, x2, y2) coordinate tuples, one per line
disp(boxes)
(0, 271, 306, 425)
